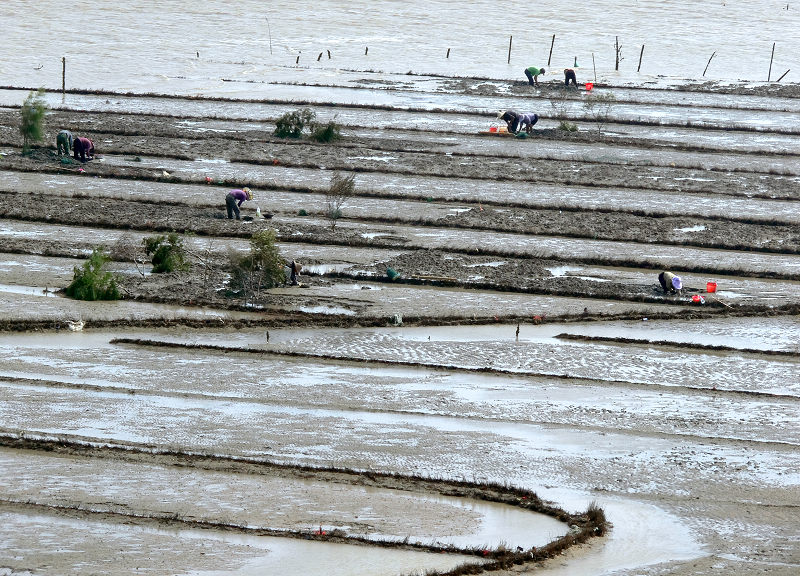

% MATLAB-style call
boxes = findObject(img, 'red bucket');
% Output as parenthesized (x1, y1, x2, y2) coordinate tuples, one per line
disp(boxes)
(489, 126, 498, 133)
(706, 282, 717, 293)
(585, 82, 594, 91)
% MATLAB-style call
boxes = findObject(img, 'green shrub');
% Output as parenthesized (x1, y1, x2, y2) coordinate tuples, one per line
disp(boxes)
(20, 89, 47, 155)
(143, 233, 190, 273)
(310, 119, 341, 143)
(558, 120, 578, 132)
(66, 248, 120, 301)
(229, 229, 286, 300)
(274, 108, 316, 138)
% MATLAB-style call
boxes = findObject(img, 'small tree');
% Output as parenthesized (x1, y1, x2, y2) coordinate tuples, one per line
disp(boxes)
(583, 92, 616, 134)
(143, 233, 190, 273)
(110, 233, 147, 277)
(66, 247, 120, 301)
(310, 118, 342, 143)
(20, 89, 47, 155)
(550, 90, 578, 132)
(274, 108, 316, 138)
(228, 229, 285, 303)
(325, 172, 355, 231)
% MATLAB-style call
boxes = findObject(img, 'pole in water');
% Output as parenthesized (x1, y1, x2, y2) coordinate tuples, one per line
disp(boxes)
(777, 68, 791, 82)
(317, 52, 322, 61)
(446, 47, 450, 58)
(548, 34, 555, 66)
(507, 35, 512, 64)
(61, 56, 65, 95)
(296, 55, 300, 64)
(768, 42, 776, 81)
(702, 51, 716, 76)
(365, 46, 368, 55)
(637, 45, 645, 72)
(592, 52, 597, 82)
(265, 16, 273, 55)
(327, 49, 331, 59)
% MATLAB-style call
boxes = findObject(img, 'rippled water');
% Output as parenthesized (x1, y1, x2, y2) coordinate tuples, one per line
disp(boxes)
(4, 0, 800, 97)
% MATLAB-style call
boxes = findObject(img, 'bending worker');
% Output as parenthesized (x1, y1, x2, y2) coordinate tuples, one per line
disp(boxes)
(225, 187, 252, 220)
(524, 65, 546, 85)
(56, 129, 73, 157)
(497, 110, 539, 134)
(658, 271, 683, 294)
(564, 68, 578, 87)
(72, 136, 94, 162)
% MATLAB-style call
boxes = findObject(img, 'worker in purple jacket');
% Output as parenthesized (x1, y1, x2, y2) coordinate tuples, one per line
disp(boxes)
(225, 187, 252, 219)
(72, 137, 94, 162)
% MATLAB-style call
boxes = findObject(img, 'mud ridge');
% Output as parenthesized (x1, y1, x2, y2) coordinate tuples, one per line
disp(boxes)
(108, 337, 800, 402)
(555, 333, 800, 359)
(0, 433, 607, 574)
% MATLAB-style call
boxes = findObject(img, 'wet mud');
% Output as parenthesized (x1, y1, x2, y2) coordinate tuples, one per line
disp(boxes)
(1, 83, 799, 576)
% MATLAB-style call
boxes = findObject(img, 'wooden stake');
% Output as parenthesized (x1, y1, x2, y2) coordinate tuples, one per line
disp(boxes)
(703, 51, 716, 76)
(365, 46, 368, 55)
(592, 52, 596, 82)
(327, 49, 331, 59)
(637, 45, 644, 72)
(61, 57, 65, 95)
(768, 42, 775, 81)
(265, 16, 273, 55)
(317, 52, 322, 61)
(507, 35, 512, 64)
(615, 36, 620, 71)
(777, 68, 791, 82)
(296, 55, 300, 64)
(548, 34, 555, 66)
(446, 48, 450, 58)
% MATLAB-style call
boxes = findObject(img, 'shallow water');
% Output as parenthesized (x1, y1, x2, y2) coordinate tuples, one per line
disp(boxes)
(0, 511, 478, 576)
(4, 1, 800, 94)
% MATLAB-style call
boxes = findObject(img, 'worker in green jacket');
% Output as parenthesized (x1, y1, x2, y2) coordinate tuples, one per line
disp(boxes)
(524, 66, 546, 85)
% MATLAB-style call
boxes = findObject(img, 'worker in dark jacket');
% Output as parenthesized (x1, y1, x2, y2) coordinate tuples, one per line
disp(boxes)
(72, 137, 94, 162)
(225, 187, 252, 220)
(564, 68, 578, 88)
(56, 130, 73, 156)
(497, 110, 539, 134)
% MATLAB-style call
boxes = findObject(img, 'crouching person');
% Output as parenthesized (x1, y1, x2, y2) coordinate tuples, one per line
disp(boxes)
(73, 137, 94, 162)
(658, 271, 683, 294)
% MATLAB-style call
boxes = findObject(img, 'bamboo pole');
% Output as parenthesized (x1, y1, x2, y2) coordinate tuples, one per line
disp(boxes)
(365, 47, 368, 55)
(777, 69, 791, 82)
(548, 34, 555, 66)
(446, 48, 450, 58)
(592, 52, 596, 82)
(61, 57, 65, 95)
(768, 42, 776, 80)
(703, 51, 716, 76)
(507, 35, 512, 64)
(637, 45, 644, 72)
(265, 16, 273, 55)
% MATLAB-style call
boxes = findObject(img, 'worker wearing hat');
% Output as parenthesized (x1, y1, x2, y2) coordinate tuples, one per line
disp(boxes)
(225, 187, 252, 220)
(658, 271, 683, 294)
